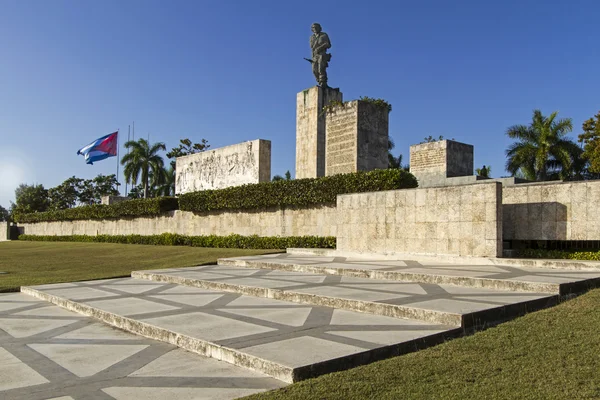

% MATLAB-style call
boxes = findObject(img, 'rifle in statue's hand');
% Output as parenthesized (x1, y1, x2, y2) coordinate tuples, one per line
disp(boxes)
(303, 58, 314, 64)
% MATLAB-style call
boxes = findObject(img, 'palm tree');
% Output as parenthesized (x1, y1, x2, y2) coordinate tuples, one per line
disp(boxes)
(154, 165, 176, 197)
(121, 138, 167, 198)
(505, 110, 581, 181)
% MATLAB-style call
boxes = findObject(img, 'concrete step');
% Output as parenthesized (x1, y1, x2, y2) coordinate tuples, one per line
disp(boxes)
(21, 278, 459, 383)
(133, 265, 557, 329)
(286, 248, 600, 271)
(217, 254, 600, 295)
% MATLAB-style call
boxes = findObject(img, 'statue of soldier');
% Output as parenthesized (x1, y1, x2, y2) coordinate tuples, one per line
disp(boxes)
(309, 23, 332, 87)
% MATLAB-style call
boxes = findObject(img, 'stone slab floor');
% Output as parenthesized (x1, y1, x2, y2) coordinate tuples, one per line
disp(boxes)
(0, 292, 285, 400)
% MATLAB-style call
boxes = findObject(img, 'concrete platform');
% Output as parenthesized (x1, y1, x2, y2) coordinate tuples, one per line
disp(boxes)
(21, 279, 458, 383)
(133, 265, 556, 328)
(0, 292, 285, 400)
(217, 253, 600, 295)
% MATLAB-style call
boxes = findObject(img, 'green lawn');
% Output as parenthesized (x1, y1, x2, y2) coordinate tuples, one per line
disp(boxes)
(0, 241, 280, 292)
(244, 288, 600, 400)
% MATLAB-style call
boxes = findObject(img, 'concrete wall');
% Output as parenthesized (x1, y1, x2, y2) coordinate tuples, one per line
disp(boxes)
(336, 182, 502, 257)
(0, 222, 9, 241)
(409, 140, 474, 187)
(325, 100, 388, 176)
(175, 139, 271, 194)
(19, 206, 338, 238)
(503, 180, 600, 241)
(295, 86, 343, 179)
(101, 196, 129, 205)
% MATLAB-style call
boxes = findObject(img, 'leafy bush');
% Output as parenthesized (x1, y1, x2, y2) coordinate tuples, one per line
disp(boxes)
(18, 233, 336, 249)
(13, 197, 179, 223)
(179, 169, 417, 213)
(516, 248, 600, 261)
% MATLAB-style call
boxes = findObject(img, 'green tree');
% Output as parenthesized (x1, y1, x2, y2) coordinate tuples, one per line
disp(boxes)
(578, 111, 600, 175)
(387, 138, 409, 171)
(166, 138, 210, 169)
(121, 138, 167, 198)
(505, 110, 582, 181)
(153, 166, 176, 197)
(48, 176, 83, 210)
(284, 170, 292, 180)
(12, 184, 49, 215)
(475, 165, 492, 178)
(75, 174, 120, 205)
(0, 205, 10, 222)
(272, 175, 284, 181)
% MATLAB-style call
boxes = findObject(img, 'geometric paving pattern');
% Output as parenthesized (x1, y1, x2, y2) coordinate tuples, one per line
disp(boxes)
(22, 278, 456, 382)
(135, 264, 554, 321)
(0, 293, 285, 400)
(217, 253, 600, 294)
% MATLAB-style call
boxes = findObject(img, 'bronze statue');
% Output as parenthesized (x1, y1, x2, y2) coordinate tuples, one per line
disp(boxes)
(305, 23, 332, 87)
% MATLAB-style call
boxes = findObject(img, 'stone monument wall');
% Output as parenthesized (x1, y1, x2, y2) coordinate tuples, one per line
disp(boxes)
(336, 182, 503, 257)
(175, 139, 271, 194)
(410, 140, 473, 186)
(325, 100, 389, 176)
(0, 222, 9, 241)
(18, 206, 338, 238)
(101, 196, 129, 205)
(503, 180, 600, 241)
(296, 86, 343, 179)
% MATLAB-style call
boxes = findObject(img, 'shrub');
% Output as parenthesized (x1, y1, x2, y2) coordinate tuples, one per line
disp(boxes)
(516, 248, 600, 261)
(18, 233, 336, 249)
(179, 169, 417, 213)
(13, 197, 179, 223)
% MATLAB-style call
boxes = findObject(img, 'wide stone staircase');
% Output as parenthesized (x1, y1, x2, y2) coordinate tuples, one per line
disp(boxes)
(20, 250, 600, 385)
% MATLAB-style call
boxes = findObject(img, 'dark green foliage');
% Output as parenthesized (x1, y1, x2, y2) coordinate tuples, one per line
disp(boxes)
(13, 197, 178, 223)
(516, 248, 600, 261)
(18, 233, 336, 249)
(179, 169, 418, 213)
(358, 96, 392, 113)
(12, 183, 49, 215)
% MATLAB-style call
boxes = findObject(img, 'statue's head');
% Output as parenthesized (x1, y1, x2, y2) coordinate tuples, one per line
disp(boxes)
(311, 23, 322, 34)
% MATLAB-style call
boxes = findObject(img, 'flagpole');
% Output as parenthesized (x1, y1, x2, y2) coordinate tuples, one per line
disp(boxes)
(125, 125, 130, 196)
(116, 129, 120, 195)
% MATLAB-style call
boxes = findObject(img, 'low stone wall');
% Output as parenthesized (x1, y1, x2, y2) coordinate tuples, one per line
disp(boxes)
(0, 222, 9, 241)
(18, 206, 338, 238)
(336, 182, 502, 257)
(503, 180, 600, 241)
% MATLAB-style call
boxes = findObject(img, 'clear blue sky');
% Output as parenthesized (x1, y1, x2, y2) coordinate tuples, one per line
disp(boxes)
(1, 0, 599, 208)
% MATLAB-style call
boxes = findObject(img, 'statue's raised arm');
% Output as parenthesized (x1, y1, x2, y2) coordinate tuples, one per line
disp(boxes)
(309, 23, 332, 87)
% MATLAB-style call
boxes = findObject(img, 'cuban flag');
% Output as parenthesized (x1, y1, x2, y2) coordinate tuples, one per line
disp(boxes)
(77, 132, 118, 165)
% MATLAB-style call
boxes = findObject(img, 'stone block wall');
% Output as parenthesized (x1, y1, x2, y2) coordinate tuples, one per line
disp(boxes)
(101, 196, 129, 205)
(409, 140, 474, 186)
(175, 139, 271, 194)
(503, 180, 600, 241)
(336, 182, 502, 257)
(296, 86, 343, 179)
(19, 206, 338, 238)
(0, 222, 8, 241)
(325, 100, 388, 176)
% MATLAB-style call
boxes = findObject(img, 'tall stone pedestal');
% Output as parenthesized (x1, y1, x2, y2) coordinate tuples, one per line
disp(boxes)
(325, 100, 389, 176)
(409, 140, 473, 186)
(295, 86, 343, 179)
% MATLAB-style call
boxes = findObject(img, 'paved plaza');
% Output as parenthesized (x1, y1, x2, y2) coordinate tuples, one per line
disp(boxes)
(3, 252, 600, 398)
(0, 293, 284, 400)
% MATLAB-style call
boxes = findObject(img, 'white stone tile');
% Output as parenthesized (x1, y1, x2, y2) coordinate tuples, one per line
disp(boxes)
(0, 318, 78, 338)
(86, 298, 179, 317)
(44, 287, 115, 301)
(15, 306, 82, 318)
(0, 347, 49, 391)
(55, 323, 138, 341)
(219, 306, 312, 327)
(102, 386, 269, 400)
(103, 284, 165, 294)
(293, 286, 404, 302)
(328, 328, 447, 345)
(28, 344, 148, 377)
(148, 294, 225, 308)
(241, 336, 367, 368)
(141, 312, 275, 342)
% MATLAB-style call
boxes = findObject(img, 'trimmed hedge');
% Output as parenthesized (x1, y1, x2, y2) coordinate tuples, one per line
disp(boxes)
(179, 169, 418, 213)
(13, 197, 179, 224)
(18, 233, 336, 250)
(516, 248, 600, 261)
